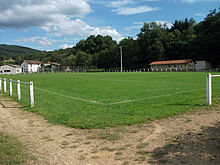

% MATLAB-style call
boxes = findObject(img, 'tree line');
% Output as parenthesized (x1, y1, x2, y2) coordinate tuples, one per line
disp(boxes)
(1, 8, 219, 69)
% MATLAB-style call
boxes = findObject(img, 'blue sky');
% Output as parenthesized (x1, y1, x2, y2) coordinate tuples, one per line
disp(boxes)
(0, 0, 219, 51)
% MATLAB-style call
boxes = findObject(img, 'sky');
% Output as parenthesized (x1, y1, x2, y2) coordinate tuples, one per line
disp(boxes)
(0, 0, 219, 51)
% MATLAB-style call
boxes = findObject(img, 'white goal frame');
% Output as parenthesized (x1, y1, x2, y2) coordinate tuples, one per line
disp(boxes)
(206, 73, 220, 105)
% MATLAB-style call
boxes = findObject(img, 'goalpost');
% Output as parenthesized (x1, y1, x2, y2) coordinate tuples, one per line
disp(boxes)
(206, 73, 220, 105)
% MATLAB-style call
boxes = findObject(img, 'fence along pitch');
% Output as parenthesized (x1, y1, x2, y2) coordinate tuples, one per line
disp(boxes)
(0, 78, 34, 107)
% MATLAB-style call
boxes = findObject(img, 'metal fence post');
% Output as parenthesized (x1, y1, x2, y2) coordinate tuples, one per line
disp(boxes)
(3, 78, 6, 93)
(9, 79, 12, 96)
(29, 81, 34, 107)
(17, 80, 21, 101)
(206, 73, 212, 105)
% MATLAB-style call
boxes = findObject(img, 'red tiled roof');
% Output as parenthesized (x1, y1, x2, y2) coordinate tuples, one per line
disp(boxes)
(24, 60, 41, 64)
(149, 59, 193, 65)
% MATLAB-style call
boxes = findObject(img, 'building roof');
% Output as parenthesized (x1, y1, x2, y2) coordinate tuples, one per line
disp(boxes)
(4, 59, 15, 63)
(149, 59, 193, 66)
(0, 64, 22, 68)
(24, 60, 41, 64)
(43, 61, 60, 66)
(8, 64, 22, 68)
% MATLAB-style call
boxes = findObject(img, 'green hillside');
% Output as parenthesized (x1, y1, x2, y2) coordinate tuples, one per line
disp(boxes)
(0, 44, 41, 57)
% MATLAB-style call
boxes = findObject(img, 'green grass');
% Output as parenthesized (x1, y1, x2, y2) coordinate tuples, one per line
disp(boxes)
(1, 72, 220, 129)
(0, 132, 28, 165)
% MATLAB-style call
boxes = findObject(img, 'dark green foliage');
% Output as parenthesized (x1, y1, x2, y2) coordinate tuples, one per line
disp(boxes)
(194, 8, 220, 67)
(0, 44, 41, 57)
(0, 44, 43, 64)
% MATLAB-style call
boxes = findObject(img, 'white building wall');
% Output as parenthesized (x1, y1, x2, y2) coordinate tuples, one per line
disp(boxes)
(21, 62, 41, 73)
(0, 65, 22, 75)
(31, 64, 41, 72)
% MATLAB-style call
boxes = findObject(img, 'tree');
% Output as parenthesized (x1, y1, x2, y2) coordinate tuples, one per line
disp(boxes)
(194, 8, 220, 67)
(62, 54, 77, 66)
(119, 37, 139, 69)
(137, 22, 168, 67)
(75, 51, 91, 66)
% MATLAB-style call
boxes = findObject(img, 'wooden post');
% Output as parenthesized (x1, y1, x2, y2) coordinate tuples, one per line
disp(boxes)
(29, 81, 34, 107)
(3, 78, 6, 93)
(206, 73, 212, 105)
(17, 80, 21, 101)
(9, 79, 12, 96)
(0, 78, 1, 91)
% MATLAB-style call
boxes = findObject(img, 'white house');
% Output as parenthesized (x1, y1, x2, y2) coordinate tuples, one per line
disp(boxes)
(0, 64, 23, 75)
(21, 60, 41, 73)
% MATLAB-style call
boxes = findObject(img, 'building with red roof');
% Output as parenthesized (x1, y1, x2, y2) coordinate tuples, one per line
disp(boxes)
(149, 59, 196, 71)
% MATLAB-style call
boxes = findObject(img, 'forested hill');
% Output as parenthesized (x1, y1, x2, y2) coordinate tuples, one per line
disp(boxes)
(0, 44, 41, 57)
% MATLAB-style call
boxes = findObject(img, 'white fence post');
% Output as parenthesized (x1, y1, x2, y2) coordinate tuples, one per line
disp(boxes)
(0, 78, 1, 91)
(9, 79, 12, 96)
(3, 78, 6, 93)
(206, 73, 212, 105)
(29, 81, 34, 107)
(17, 80, 21, 101)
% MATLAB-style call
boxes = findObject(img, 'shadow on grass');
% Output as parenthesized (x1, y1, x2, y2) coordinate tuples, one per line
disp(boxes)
(149, 122, 220, 165)
(167, 103, 206, 106)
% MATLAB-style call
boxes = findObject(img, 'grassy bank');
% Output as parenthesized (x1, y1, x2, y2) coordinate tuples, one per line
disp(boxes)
(0, 132, 28, 165)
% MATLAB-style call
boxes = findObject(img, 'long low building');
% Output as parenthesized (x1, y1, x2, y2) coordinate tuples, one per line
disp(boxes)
(0, 64, 23, 75)
(149, 59, 196, 71)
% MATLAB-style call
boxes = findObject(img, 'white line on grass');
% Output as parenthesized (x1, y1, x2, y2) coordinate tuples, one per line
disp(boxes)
(34, 87, 199, 106)
(96, 79, 145, 83)
(106, 90, 199, 105)
(35, 87, 102, 105)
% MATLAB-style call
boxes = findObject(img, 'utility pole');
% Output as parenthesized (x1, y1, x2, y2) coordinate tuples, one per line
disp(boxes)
(120, 46, 123, 72)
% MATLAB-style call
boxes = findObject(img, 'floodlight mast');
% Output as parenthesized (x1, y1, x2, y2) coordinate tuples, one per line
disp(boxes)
(120, 46, 123, 72)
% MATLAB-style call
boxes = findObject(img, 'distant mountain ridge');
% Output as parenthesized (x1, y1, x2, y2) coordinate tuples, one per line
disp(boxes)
(0, 44, 42, 57)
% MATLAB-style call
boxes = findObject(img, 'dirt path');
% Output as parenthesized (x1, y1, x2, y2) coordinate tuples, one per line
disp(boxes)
(0, 95, 220, 165)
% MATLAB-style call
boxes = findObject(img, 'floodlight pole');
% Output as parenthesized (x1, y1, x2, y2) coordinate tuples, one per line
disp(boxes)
(120, 46, 123, 72)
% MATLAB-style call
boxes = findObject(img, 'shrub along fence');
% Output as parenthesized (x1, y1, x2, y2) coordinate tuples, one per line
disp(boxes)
(0, 78, 34, 107)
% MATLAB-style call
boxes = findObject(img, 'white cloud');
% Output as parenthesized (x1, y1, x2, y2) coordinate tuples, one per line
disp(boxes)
(0, 0, 123, 43)
(0, 0, 92, 28)
(59, 44, 74, 49)
(41, 18, 123, 42)
(15, 37, 56, 47)
(109, 0, 134, 7)
(125, 20, 172, 31)
(125, 22, 144, 31)
(154, 21, 173, 28)
(109, 0, 160, 15)
(195, 13, 206, 17)
(112, 5, 160, 15)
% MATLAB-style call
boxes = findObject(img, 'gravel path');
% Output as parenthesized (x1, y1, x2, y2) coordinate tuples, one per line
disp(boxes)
(0, 95, 219, 165)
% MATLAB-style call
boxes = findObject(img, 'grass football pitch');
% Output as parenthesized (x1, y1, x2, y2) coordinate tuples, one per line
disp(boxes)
(2, 72, 220, 129)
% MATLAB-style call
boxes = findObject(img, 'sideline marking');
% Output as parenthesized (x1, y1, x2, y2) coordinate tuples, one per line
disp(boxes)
(34, 87, 198, 105)
(106, 90, 198, 105)
(35, 87, 102, 105)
